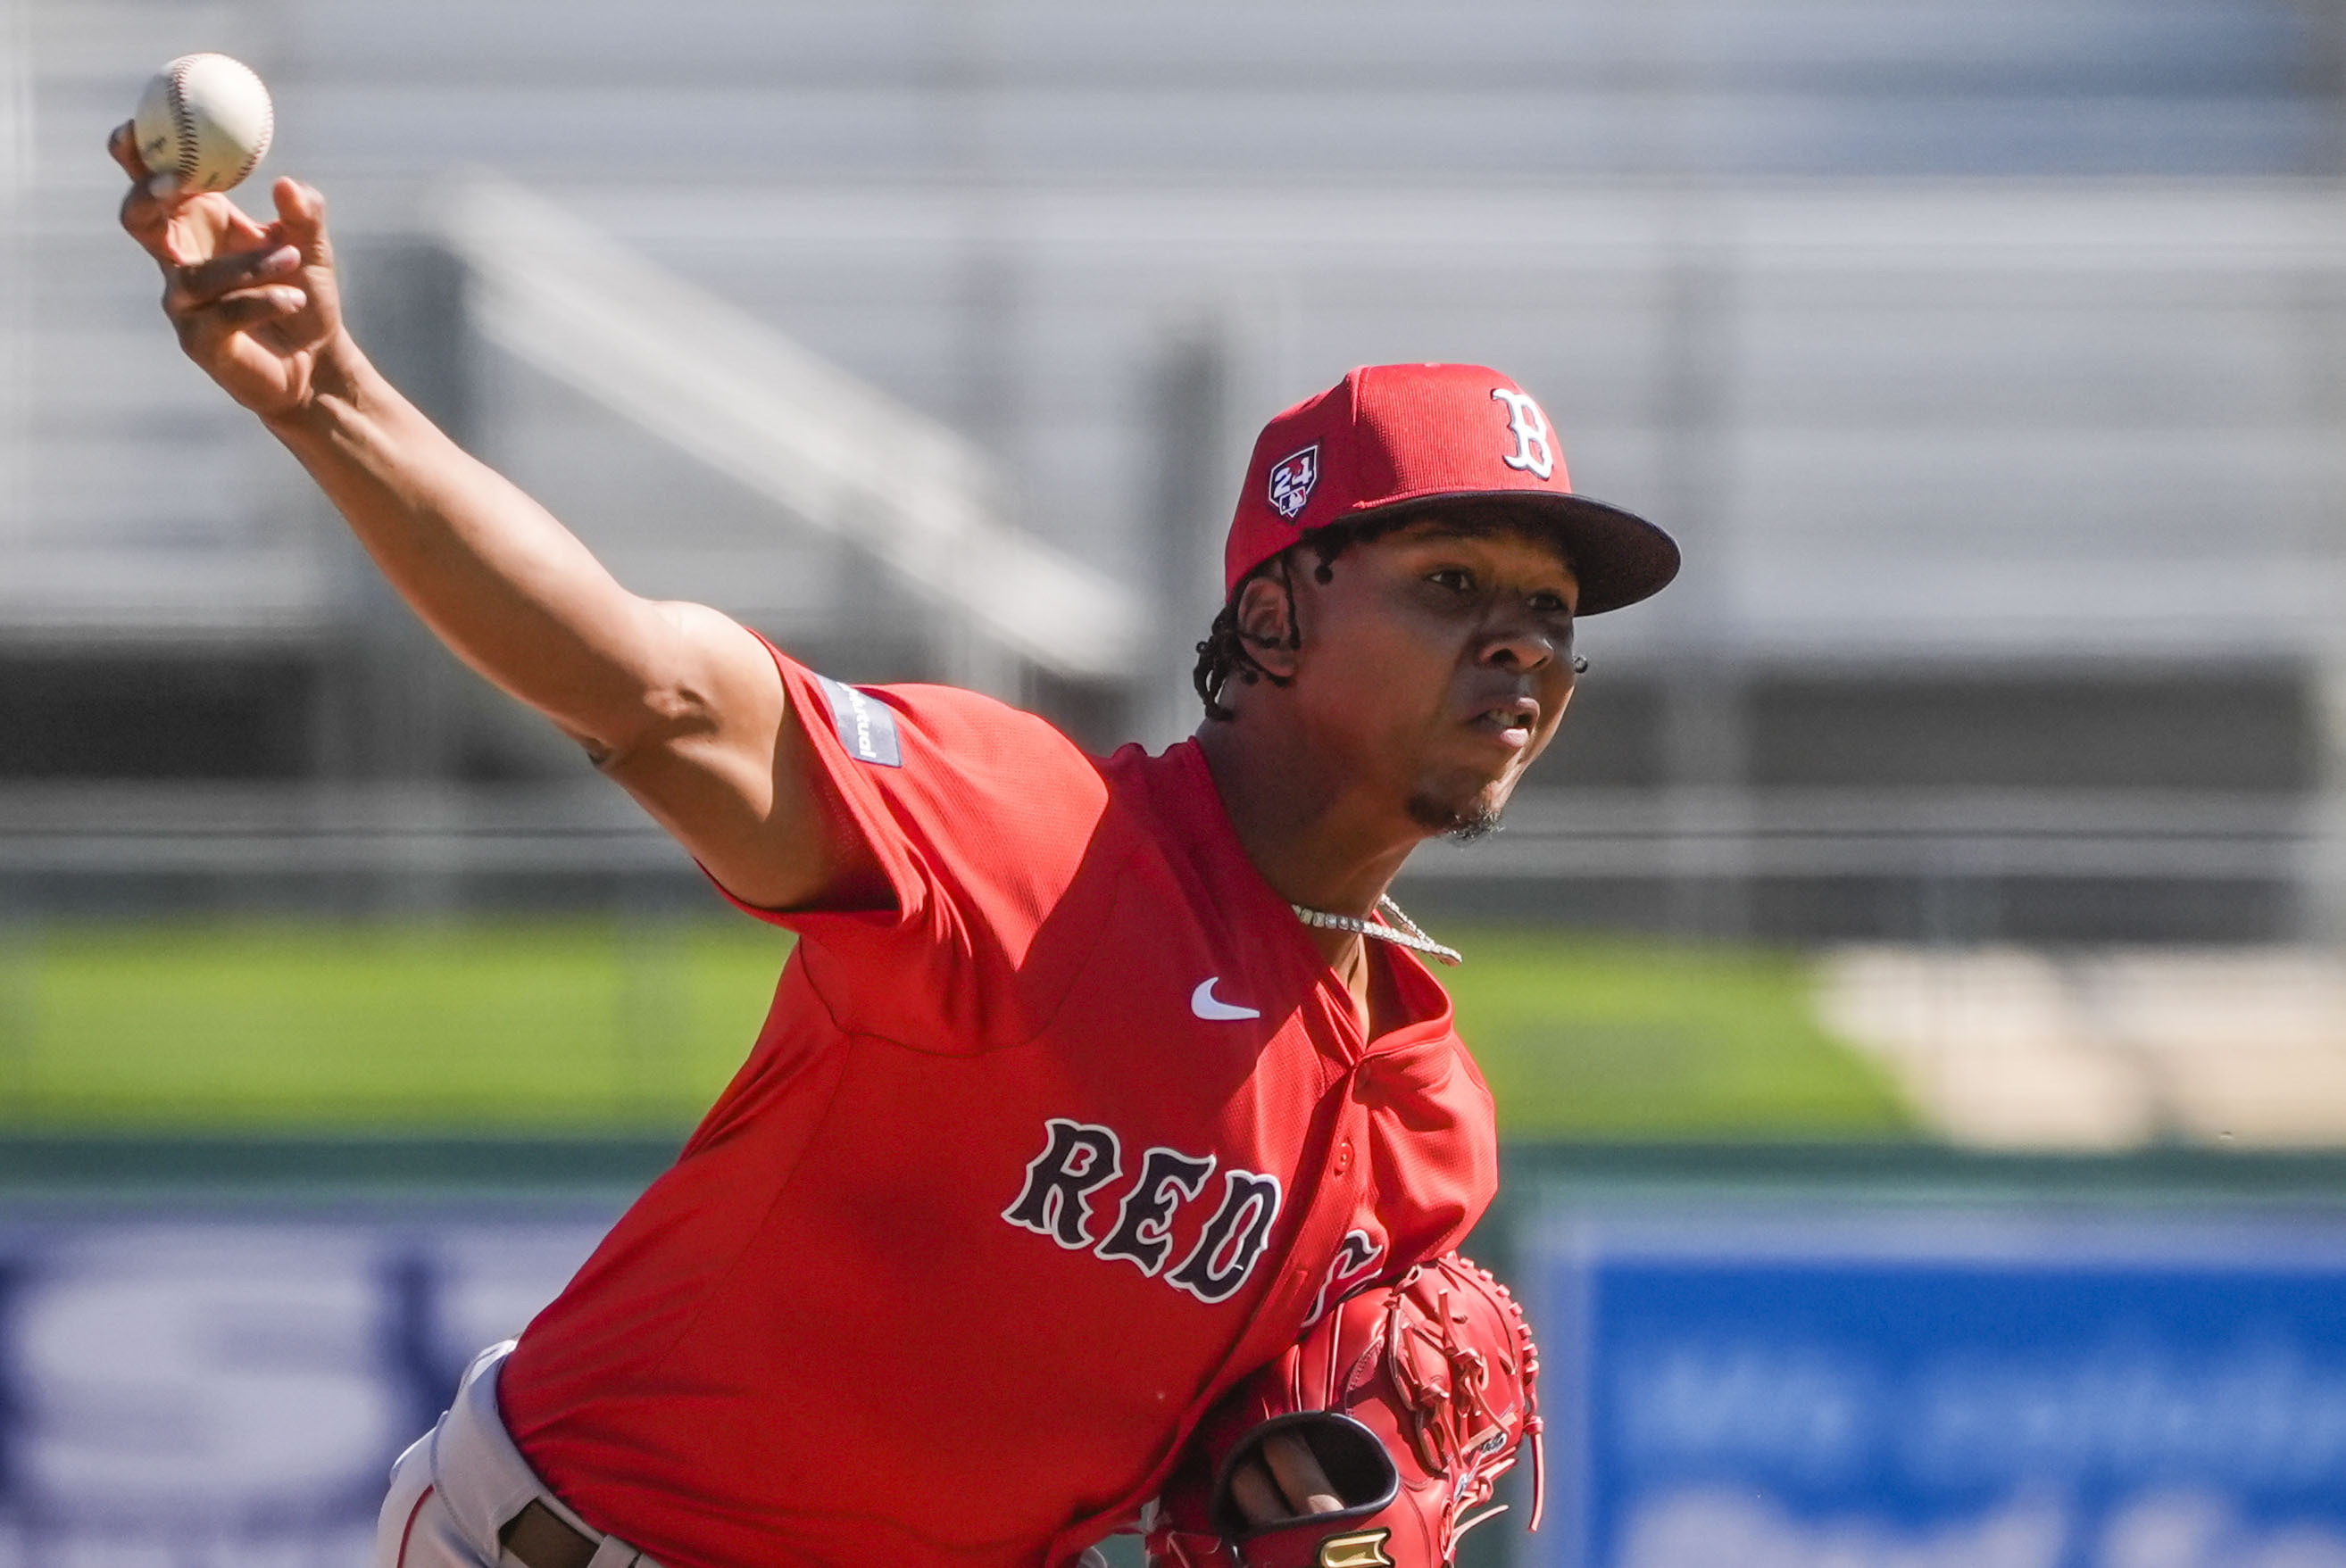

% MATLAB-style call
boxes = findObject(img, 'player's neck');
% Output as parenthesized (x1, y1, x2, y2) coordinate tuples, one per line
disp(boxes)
(1194, 718, 1417, 925)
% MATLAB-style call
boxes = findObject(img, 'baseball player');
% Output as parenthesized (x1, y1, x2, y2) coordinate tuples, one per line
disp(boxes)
(107, 135, 1676, 1568)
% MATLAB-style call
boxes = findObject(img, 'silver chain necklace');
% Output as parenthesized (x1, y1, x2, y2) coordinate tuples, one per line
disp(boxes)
(1289, 894, 1462, 967)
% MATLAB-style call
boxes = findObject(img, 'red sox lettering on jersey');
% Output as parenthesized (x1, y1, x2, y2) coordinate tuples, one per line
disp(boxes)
(1304, 1229, 1387, 1327)
(1003, 1118, 1284, 1303)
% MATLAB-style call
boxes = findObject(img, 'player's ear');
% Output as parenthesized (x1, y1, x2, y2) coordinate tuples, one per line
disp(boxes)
(1233, 571, 1302, 680)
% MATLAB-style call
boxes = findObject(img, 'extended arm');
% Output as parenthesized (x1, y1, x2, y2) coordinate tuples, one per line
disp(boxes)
(108, 129, 877, 911)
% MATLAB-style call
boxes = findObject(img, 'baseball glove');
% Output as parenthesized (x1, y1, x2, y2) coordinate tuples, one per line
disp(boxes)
(1145, 1252, 1543, 1568)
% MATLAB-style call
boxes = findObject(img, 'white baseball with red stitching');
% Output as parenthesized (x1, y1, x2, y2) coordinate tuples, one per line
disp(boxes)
(132, 53, 274, 193)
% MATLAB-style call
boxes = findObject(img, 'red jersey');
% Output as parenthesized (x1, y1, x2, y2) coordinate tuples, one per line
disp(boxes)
(497, 646, 1499, 1567)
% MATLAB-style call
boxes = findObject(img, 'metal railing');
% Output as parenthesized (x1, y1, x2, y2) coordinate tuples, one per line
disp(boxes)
(0, 780, 2306, 889)
(1409, 788, 2309, 884)
(436, 176, 1144, 691)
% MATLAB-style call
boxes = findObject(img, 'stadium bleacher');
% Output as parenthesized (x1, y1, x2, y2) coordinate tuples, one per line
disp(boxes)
(8, 0, 2346, 938)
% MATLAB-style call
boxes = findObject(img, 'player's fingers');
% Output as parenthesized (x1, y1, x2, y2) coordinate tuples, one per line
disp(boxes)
(164, 244, 301, 312)
(171, 284, 305, 349)
(154, 196, 272, 271)
(106, 120, 148, 182)
(107, 120, 191, 213)
(1227, 1460, 1290, 1529)
(1260, 1431, 1344, 1516)
(219, 200, 272, 245)
(271, 178, 335, 268)
(116, 169, 184, 257)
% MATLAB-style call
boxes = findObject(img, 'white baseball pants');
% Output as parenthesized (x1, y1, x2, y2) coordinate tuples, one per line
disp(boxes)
(373, 1340, 662, 1568)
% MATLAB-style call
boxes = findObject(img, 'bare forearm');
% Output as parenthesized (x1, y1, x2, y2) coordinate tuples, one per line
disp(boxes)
(266, 331, 670, 752)
(109, 153, 859, 907)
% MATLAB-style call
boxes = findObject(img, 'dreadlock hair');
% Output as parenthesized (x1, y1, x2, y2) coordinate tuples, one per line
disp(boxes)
(1192, 514, 1418, 722)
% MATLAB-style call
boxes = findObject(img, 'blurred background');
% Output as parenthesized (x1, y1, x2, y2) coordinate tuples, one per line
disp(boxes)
(7, 0, 2346, 1564)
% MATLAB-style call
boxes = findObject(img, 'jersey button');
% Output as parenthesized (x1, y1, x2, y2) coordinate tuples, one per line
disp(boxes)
(1334, 1139, 1354, 1175)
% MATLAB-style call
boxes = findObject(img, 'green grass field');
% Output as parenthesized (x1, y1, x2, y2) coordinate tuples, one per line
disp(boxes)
(1445, 931, 1909, 1139)
(0, 919, 1910, 1137)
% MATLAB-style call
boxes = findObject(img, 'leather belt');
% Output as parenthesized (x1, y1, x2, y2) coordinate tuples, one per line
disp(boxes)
(499, 1498, 600, 1568)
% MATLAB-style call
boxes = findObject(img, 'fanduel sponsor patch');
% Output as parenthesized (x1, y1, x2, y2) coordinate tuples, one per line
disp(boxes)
(815, 675, 903, 767)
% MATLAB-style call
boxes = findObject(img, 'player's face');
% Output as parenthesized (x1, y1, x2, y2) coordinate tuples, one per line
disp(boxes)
(1290, 516, 1579, 838)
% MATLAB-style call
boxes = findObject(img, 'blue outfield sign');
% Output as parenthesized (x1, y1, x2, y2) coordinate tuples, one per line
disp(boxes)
(0, 1211, 618, 1566)
(1531, 1215, 2346, 1568)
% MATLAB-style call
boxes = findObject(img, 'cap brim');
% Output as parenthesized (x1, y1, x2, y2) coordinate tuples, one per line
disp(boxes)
(1345, 490, 1680, 616)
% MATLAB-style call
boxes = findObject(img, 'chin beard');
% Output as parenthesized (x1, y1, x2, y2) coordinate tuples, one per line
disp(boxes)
(1407, 792, 1503, 844)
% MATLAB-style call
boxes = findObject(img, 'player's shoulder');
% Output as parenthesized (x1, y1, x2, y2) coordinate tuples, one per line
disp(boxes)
(877, 679, 1069, 735)
(876, 685, 1222, 824)
(814, 669, 1224, 869)
(862, 678, 1072, 749)
(829, 677, 1102, 787)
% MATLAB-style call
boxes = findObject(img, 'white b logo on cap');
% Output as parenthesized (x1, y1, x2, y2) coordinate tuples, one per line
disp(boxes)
(1490, 388, 1555, 480)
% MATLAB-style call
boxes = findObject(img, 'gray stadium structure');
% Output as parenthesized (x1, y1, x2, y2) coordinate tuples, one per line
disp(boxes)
(7, 0, 2346, 942)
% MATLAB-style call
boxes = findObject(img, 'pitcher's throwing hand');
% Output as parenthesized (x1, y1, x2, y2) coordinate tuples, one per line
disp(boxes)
(111, 123, 345, 420)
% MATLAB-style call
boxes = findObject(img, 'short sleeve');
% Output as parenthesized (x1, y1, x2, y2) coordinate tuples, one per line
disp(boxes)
(712, 637, 1118, 1051)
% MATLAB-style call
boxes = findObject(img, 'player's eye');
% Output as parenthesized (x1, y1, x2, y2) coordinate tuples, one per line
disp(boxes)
(1427, 568, 1476, 593)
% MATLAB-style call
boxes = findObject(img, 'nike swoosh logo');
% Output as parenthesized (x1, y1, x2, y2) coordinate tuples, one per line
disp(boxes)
(1190, 977, 1260, 1021)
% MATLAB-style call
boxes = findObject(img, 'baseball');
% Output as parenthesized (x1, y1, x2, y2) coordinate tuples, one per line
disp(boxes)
(133, 53, 274, 193)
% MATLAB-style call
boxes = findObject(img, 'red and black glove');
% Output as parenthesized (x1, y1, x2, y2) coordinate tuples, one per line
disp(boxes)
(1146, 1252, 1544, 1568)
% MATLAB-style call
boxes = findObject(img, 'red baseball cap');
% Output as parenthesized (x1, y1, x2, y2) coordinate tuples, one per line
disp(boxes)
(1224, 363, 1679, 615)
